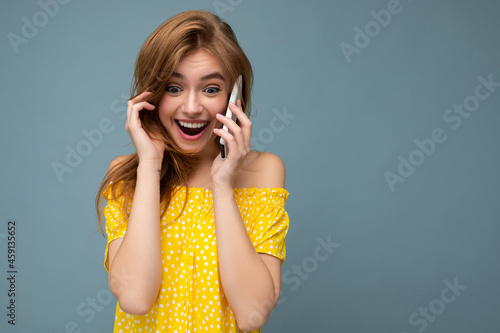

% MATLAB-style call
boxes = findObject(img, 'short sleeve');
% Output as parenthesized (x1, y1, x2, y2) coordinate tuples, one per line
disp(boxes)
(102, 182, 130, 272)
(238, 188, 290, 266)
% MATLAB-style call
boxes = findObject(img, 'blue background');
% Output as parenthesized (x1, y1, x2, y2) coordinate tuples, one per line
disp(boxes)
(1, 0, 499, 332)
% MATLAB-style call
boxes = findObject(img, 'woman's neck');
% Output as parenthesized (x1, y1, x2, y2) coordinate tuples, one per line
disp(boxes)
(181, 142, 220, 189)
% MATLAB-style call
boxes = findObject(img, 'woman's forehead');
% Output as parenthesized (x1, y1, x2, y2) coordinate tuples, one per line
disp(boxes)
(174, 50, 229, 80)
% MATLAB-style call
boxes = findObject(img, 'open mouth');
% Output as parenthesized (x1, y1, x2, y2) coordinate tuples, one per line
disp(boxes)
(176, 120, 209, 136)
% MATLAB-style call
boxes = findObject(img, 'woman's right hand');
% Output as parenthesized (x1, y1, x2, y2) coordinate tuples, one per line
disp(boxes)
(125, 91, 165, 163)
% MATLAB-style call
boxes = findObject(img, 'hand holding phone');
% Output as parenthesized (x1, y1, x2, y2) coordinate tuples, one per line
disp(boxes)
(220, 75, 242, 159)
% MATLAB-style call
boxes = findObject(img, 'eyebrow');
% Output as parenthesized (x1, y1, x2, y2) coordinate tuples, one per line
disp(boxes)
(201, 72, 226, 81)
(171, 71, 226, 81)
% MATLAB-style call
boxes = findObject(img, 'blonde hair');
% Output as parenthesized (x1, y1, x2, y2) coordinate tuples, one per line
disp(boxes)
(95, 10, 254, 234)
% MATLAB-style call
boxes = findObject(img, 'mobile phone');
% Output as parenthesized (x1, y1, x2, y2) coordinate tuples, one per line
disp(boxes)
(220, 75, 242, 159)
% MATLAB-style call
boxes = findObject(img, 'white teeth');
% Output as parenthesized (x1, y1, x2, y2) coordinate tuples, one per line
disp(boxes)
(178, 120, 208, 128)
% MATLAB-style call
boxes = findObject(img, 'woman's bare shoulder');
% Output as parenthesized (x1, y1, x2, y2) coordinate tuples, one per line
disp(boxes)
(108, 154, 133, 171)
(234, 151, 286, 188)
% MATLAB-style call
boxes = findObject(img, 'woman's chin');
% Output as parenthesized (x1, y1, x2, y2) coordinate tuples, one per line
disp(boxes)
(177, 141, 218, 157)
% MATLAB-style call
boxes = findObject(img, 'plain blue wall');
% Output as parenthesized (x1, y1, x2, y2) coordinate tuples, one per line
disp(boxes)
(1, 0, 499, 332)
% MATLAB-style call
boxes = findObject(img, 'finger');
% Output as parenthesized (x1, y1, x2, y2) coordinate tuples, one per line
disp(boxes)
(127, 101, 155, 128)
(127, 91, 154, 116)
(127, 101, 155, 123)
(228, 101, 252, 147)
(231, 100, 248, 119)
(216, 101, 253, 153)
(213, 127, 248, 160)
(213, 127, 235, 148)
(213, 128, 237, 160)
(229, 101, 251, 130)
(130, 90, 154, 103)
(217, 103, 244, 127)
(216, 112, 242, 143)
(132, 101, 156, 112)
(216, 110, 250, 153)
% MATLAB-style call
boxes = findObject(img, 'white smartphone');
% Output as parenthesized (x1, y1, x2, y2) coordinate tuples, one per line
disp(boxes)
(220, 75, 242, 159)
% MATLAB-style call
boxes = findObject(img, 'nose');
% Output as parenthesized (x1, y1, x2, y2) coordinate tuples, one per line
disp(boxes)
(182, 90, 203, 116)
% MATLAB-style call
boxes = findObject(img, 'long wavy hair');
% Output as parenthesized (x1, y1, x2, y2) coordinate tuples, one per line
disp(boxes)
(95, 10, 253, 235)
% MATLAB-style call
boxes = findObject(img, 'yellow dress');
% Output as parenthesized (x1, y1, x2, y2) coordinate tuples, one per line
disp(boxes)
(103, 183, 290, 333)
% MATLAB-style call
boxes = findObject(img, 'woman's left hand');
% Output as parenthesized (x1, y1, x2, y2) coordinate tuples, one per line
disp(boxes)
(211, 100, 252, 190)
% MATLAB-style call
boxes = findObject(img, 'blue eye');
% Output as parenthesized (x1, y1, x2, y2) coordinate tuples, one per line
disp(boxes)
(205, 87, 221, 95)
(166, 86, 181, 94)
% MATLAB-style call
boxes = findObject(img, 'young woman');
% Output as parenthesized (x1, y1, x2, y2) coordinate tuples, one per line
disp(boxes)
(96, 10, 290, 333)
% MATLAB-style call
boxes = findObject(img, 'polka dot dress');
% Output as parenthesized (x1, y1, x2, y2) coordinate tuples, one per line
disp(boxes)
(103, 182, 290, 333)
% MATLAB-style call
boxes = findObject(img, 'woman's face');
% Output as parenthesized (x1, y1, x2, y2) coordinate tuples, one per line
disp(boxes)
(158, 49, 230, 157)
